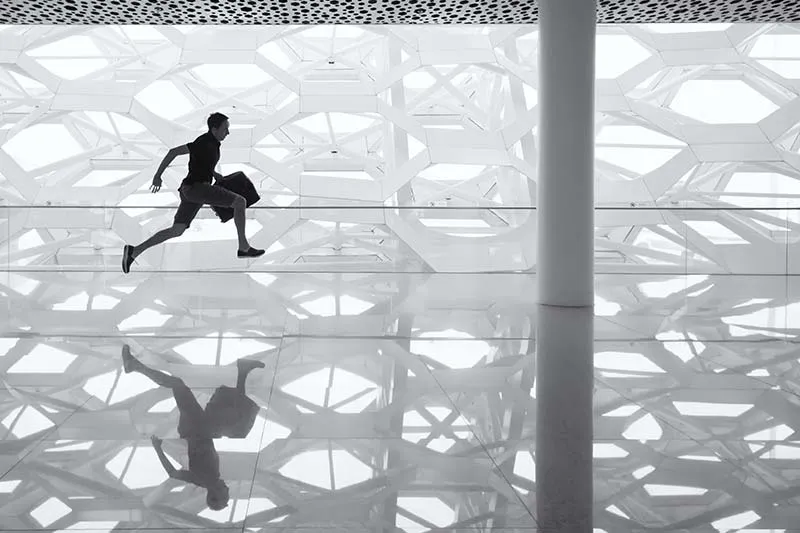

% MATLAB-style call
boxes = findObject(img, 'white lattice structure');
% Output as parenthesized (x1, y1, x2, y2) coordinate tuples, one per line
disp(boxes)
(3, 23, 800, 533)
(2, 24, 800, 273)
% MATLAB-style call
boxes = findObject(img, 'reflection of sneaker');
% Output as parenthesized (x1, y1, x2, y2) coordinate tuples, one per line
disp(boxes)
(237, 358, 266, 371)
(237, 247, 265, 258)
(122, 245, 135, 274)
(121, 344, 138, 373)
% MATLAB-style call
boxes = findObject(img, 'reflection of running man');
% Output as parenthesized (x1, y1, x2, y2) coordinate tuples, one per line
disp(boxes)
(121, 344, 264, 510)
(121, 112, 264, 274)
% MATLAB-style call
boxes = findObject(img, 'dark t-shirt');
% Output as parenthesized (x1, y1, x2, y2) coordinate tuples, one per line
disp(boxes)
(187, 438, 221, 487)
(183, 131, 220, 186)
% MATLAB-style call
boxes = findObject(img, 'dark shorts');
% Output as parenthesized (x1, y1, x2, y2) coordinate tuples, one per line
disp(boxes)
(173, 181, 243, 228)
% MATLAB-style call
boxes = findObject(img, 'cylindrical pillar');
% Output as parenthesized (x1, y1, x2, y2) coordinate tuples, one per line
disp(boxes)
(536, 0, 596, 307)
(535, 0, 597, 531)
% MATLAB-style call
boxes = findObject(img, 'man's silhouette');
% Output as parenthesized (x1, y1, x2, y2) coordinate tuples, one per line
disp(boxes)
(121, 344, 264, 510)
(122, 112, 264, 273)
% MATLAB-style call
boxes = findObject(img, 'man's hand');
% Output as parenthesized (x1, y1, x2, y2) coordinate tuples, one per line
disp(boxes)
(151, 435, 163, 448)
(150, 177, 163, 193)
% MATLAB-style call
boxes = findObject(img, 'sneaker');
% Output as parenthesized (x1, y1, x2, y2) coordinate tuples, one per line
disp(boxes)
(237, 358, 266, 371)
(121, 344, 138, 373)
(237, 247, 265, 258)
(122, 245, 135, 274)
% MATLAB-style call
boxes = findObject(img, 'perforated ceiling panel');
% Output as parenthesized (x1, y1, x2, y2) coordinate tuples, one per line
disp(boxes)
(1, 0, 800, 25)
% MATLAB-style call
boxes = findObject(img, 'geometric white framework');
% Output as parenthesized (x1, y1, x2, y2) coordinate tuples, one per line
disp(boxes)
(5, 22, 800, 533)
(2, 272, 800, 531)
(3, 24, 800, 274)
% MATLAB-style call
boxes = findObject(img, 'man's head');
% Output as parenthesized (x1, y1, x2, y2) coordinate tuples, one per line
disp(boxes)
(206, 479, 230, 510)
(207, 112, 230, 142)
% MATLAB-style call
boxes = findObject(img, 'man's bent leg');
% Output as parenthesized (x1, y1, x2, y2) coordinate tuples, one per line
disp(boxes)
(133, 223, 188, 259)
(122, 344, 183, 389)
(235, 358, 266, 393)
(181, 183, 263, 256)
(122, 186, 199, 273)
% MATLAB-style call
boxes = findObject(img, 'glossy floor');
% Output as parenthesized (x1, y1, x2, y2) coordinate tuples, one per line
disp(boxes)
(1, 271, 799, 532)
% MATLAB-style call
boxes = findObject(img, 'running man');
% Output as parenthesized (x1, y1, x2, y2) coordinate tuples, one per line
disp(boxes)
(122, 112, 264, 273)
(121, 344, 265, 510)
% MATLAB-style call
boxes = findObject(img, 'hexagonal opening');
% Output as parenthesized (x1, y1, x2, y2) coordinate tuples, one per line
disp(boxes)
(644, 484, 707, 496)
(134, 80, 195, 121)
(74, 170, 138, 187)
(397, 497, 455, 530)
(684, 221, 749, 245)
(596, 125, 685, 175)
(83, 369, 157, 405)
(27, 35, 109, 80)
(418, 163, 485, 183)
(0, 480, 20, 494)
(8, 344, 76, 374)
(595, 351, 665, 374)
(174, 333, 275, 365)
(512, 450, 535, 492)
(410, 329, 490, 369)
(622, 413, 663, 440)
(106, 445, 171, 489)
(191, 64, 272, 89)
(710, 510, 760, 532)
(749, 33, 800, 79)
(30, 497, 71, 527)
(595, 34, 651, 79)
(656, 330, 705, 363)
(594, 443, 629, 458)
(722, 301, 800, 338)
(84, 111, 147, 135)
(2, 123, 85, 172)
(673, 401, 753, 417)
(749, 33, 800, 59)
(282, 367, 377, 413)
(1, 405, 54, 438)
(256, 41, 294, 70)
(722, 171, 800, 208)
(594, 295, 621, 317)
(292, 112, 380, 139)
(117, 308, 171, 331)
(299, 294, 375, 317)
(279, 449, 371, 490)
(669, 80, 779, 124)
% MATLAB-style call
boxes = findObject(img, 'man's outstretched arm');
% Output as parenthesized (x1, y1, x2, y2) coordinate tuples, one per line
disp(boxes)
(151, 145, 190, 192)
(150, 436, 178, 477)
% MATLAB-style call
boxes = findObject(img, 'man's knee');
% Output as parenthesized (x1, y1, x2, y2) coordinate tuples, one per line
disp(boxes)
(231, 195, 246, 210)
(171, 223, 188, 236)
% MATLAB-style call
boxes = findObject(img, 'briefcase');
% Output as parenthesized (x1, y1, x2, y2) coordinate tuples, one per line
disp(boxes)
(211, 171, 261, 223)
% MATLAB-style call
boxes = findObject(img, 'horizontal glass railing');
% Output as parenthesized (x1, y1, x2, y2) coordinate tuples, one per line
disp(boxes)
(0, 269, 796, 340)
(1, 205, 799, 274)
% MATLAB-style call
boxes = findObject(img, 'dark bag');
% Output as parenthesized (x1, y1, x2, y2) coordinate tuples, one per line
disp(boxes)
(204, 386, 260, 438)
(211, 171, 261, 223)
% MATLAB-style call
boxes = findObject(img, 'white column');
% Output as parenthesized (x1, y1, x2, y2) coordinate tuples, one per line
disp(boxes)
(537, 0, 596, 307)
(535, 0, 596, 531)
